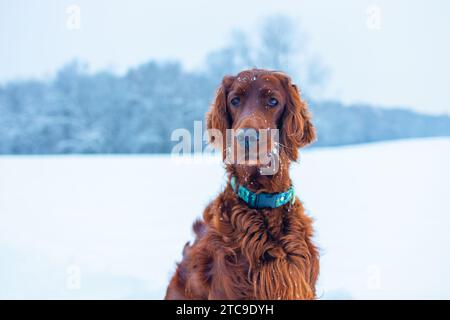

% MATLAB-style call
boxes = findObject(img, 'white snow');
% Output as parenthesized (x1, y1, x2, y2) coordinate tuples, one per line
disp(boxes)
(0, 137, 449, 299)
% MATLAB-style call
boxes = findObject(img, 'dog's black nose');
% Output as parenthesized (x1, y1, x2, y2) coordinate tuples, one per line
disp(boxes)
(236, 128, 259, 149)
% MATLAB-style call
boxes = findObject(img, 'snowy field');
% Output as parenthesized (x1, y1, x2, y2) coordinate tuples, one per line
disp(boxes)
(0, 137, 449, 299)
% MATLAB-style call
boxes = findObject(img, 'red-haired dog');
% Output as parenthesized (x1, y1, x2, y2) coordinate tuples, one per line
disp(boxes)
(166, 69, 319, 300)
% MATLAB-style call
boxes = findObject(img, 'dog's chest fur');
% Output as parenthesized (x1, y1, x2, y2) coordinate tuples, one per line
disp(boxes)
(196, 192, 317, 299)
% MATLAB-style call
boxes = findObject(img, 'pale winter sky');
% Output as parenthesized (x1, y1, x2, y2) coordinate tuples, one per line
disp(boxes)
(1, 0, 449, 115)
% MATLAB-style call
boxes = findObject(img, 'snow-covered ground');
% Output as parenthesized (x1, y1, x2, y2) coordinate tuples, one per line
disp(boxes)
(0, 137, 449, 299)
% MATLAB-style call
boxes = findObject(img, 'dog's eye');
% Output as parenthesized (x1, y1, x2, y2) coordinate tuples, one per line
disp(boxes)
(230, 97, 240, 107)
(268, 97, 278, 107)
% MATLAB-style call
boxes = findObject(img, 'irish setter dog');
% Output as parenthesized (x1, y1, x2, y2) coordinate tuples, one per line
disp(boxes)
(165, 69, 319, 300)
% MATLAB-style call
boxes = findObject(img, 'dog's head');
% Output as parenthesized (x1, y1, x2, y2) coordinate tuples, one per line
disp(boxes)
(206, 69, 315, 167)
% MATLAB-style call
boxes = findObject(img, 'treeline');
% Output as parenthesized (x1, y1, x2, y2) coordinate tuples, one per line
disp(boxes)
(0, 16, 449, 154)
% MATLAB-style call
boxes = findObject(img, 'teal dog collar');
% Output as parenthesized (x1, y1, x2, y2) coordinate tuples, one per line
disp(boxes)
(230, 176, 295, 209)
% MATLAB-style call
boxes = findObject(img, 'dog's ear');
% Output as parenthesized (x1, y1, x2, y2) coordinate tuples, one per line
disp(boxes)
(206, 75, 234, 148)
(278, 74, 316, 161)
